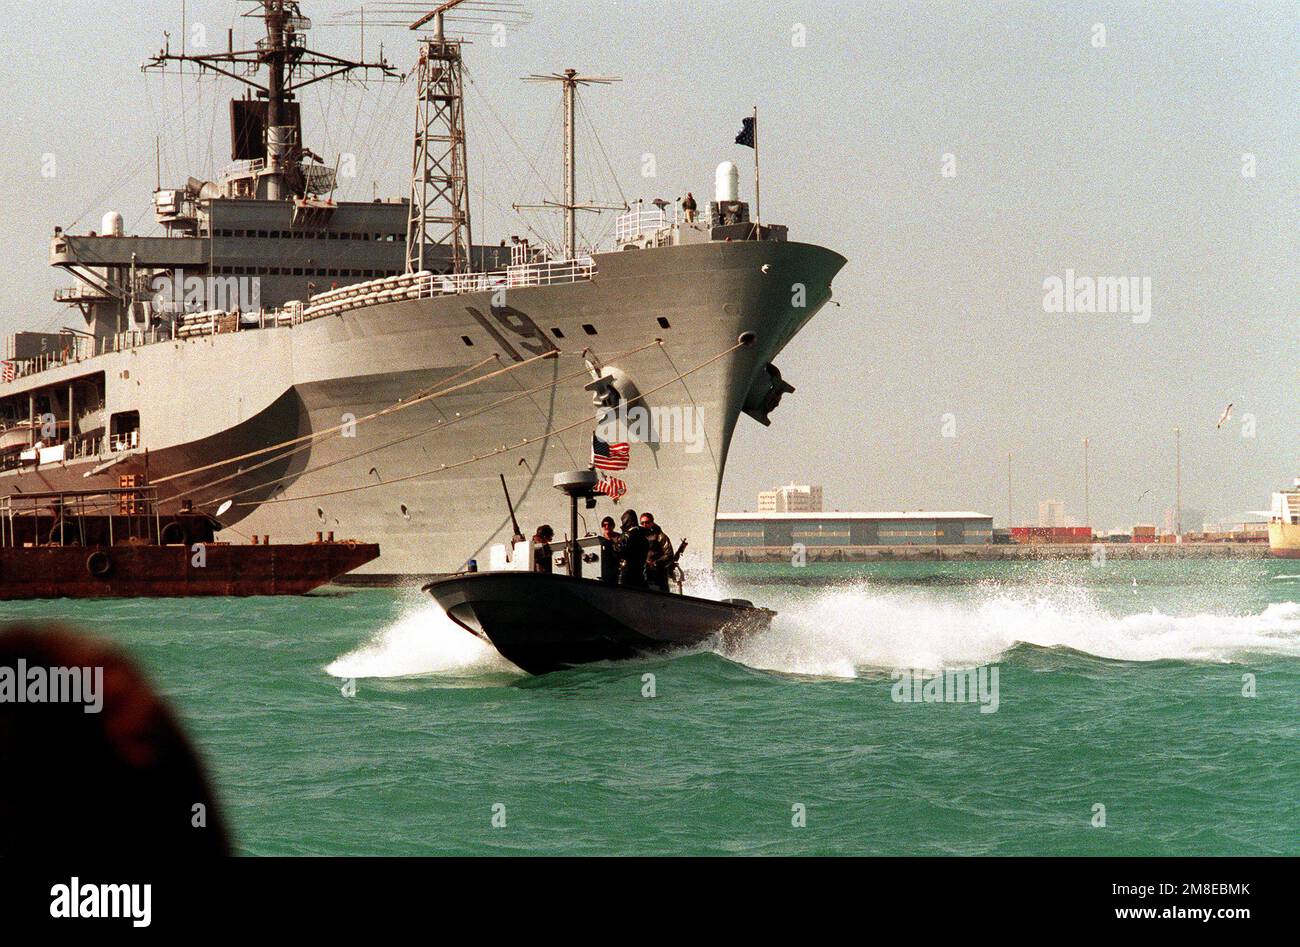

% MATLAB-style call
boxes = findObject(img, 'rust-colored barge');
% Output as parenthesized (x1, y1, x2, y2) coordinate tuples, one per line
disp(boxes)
(0, 487, 378, 599)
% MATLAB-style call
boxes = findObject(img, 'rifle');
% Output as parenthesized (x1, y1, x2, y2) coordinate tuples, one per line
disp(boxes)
(499, 473, 525, 546)
(669, 538, 688, 593)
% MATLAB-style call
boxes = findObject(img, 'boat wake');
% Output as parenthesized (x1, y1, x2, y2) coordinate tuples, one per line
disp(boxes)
(326, 574, 1300, 682)
(325, 598, 521, 679)
(719, 580, 1300, 678)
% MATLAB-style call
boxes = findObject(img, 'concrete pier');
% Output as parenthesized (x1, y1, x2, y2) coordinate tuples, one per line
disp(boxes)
(714, 543, 1269, 563)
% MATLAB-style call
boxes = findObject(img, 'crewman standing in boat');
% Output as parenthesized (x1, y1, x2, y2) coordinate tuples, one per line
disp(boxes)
(598, 516, 620, 584)
(682, 191, 697, 223)
(616, 510, 649, 588)
(532, 525, 555, 574)
(641, 512, 674, 592)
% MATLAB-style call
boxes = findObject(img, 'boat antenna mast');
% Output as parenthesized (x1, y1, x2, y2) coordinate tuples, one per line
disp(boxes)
(143, 1, 399, 200)
(405, 1, 475, 274)
(515, 69, 623, 260)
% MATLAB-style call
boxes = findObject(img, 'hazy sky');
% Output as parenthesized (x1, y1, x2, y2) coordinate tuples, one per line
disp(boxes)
(0, 1, 1294, 530)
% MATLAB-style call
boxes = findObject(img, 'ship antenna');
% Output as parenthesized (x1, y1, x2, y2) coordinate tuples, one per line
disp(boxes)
(515, 70, 623, 260)
(142, 1, 400, 201)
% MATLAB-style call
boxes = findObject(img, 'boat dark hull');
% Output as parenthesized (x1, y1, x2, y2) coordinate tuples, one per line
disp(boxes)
(0, 542, 379, 599)
(424, 571, 774, 675)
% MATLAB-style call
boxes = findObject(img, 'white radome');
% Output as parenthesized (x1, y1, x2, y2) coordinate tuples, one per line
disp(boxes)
(715, 161, 739, 203)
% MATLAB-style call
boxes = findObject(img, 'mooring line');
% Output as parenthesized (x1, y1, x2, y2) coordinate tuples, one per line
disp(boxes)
(231, 338, 743, 507)
(165, 355, 521, 502)
(195, 344, 649, 507)
(151, 354, 507, 486)
(180, 338, 666, 508)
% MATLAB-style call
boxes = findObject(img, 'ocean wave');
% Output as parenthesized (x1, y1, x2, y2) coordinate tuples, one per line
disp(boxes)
(723, 581, 1300, 677)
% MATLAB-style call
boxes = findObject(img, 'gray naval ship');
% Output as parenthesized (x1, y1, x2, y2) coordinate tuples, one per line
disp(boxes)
(0, 1, 844, 581)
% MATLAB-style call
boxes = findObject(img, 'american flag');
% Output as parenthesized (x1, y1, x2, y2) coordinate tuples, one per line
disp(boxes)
(1, 361, 13, 383)
(593, 473, 627, 501)
(591, 433, 629, 471)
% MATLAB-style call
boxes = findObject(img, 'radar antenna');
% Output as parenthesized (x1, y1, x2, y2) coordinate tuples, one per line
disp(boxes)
(143, 1, 400, 200)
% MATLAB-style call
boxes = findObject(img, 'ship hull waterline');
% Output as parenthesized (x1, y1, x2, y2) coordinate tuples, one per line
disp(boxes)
(0, 542, 380, 599)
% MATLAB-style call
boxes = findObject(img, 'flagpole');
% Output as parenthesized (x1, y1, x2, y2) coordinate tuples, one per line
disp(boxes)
(752, 105, 761, 232)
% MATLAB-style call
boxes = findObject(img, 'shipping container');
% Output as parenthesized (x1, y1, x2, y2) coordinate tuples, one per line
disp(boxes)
(1010, 526, 1094, 544)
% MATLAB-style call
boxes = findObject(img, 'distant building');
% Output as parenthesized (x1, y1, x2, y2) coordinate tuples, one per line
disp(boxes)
(1037, 499, 1065, 527)
(1236, 521, 1268, 540)
(757, 482, 824, 513)
(716, 511, 994, 548)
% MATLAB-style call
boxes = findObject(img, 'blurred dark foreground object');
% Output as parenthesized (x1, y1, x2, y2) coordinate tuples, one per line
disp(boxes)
(0, 625, 231, 855)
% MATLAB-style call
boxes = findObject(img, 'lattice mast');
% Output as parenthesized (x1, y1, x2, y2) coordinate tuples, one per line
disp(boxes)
(405, 2, 473, 274)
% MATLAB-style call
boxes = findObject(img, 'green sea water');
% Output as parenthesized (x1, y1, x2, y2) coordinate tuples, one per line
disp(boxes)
(4, 558, 1297, 855)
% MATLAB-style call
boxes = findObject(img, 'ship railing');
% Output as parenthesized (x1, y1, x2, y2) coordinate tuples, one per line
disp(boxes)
(616, 205, 676, 243)
(2, 335, 99, 383)
(109, 430, 139, 454)
(54, 286, 109, 303)
(1, 256, 599, 385)
(1, 328, 188, 382)
(220, 158, 267, 181)
(10, 434, 104, 464)
(100, 329, 172, 355)
(294, 256, 597, 323)
(614, 203, 716, 247)
(69, 434, 102, 461)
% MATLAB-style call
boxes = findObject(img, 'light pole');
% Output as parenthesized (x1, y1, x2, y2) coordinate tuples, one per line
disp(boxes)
(1174, 426, 1182, 539)
(1083, 437, 1090, 532)
(1006, 452, 1013, 528)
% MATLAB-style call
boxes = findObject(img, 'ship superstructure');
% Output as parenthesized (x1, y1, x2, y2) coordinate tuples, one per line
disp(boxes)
(1267, 478, 1300, 559)
(0, 1, 845, 580)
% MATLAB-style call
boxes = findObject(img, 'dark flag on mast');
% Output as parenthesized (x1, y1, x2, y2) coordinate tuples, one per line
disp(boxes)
(736, 109, 760, 226)
(735, 116, 756, 148)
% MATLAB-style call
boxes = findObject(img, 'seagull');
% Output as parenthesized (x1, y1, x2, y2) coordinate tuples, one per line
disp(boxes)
(1216, 402, 1233, 428)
